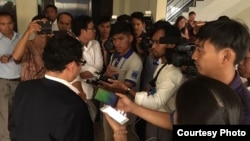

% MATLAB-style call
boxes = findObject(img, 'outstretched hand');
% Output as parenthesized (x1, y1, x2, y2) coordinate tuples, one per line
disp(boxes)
(115, 93, 135, 113)
(98, 79, 127, 93)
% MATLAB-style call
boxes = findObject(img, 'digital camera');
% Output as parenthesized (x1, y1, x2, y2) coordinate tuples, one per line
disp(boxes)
(37, 21, 52, 35)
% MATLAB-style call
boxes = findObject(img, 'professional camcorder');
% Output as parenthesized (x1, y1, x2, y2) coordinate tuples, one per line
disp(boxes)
(139, 13, 154, 53)
(159, 36, 199, 78)
(171, 42, 195, 67)
(172, 42, 198, 78)
(103, 38, 114, 51)
(139, 34, 152, 53)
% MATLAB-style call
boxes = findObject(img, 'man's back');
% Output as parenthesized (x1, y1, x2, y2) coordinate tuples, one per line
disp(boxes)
(9, 78, 94, 141)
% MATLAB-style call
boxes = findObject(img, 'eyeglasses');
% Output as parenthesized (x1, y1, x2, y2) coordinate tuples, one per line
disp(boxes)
(86, 27, 96, 31)
(150, 40, 160, 45)
(75, 60, 86, 66)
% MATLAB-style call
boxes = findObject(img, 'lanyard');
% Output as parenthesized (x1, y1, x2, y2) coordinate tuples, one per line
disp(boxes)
(149, 63, 168, 87)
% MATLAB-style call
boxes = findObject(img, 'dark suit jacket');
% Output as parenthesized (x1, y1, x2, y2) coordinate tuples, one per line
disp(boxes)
(9, 78, 94, 141)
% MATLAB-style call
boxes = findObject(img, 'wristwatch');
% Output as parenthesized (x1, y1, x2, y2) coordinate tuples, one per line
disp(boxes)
(125, 87, 131, 95)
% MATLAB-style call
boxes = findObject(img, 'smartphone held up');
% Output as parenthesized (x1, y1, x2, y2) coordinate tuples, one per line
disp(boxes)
(37, 21, 52, 35)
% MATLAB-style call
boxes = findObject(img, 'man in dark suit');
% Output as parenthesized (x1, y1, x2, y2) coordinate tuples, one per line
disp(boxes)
(9, 33, 94, 141)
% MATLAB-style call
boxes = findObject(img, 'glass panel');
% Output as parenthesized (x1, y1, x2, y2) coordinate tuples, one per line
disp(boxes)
(39, 0, 91, 18)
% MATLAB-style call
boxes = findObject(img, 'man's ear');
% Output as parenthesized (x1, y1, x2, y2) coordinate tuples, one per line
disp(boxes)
(81, 29, 86, 34)
(66, 61, 75, 73)
(129, 34, 133, 42)
(220, 48, 235, 64)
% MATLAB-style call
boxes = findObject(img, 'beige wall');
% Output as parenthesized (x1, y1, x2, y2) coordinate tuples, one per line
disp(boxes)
(16, 0, 38, 34)
(113, 0, 149, 15)
(154, 0, 166, 21)
(235, 7, 250, 27)
(113, 0, 166, 22)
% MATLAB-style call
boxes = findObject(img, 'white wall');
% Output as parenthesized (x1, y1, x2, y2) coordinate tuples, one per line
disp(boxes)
(182, 0, 250, 27)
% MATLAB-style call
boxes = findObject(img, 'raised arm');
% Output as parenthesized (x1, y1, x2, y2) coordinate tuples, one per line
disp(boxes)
(12, 20, 41, 64)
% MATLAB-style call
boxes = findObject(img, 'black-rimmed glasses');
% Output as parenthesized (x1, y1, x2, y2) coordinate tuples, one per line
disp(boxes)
(75, 60, 86, 66)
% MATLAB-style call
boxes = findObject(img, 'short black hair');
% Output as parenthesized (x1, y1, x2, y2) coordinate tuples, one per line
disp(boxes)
(109, 21, 133, 37)
(174, 15, 186, 27)
(31, 14, 48, 21)
(151, 20, 180, 38)
(196, 19, 250, 64)
(42, 34, 82, 71)
(188, 11, 196, 16)
(217, 15, 230, 21)
(97, 16, 111, 25)
(130, 11, 145, 23)
(44, 4, 57, 12)
(57, 12, 73, 22)
(71, 15, 92, 37)
(0, 11, 14, 22)
(176, 76, 243, 124)
(117, 14, 131, 23)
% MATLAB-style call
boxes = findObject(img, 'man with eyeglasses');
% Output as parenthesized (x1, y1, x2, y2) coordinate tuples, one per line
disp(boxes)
(9, 34, 93, 141)
(100, 20, 185, 141)
(71, 15, 103, 122)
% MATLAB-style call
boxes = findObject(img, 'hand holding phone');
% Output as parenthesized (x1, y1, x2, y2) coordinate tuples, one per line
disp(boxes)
(37, 21, 52, 34)
(94, 88, 118, 107)
(101, 105, 129, 125)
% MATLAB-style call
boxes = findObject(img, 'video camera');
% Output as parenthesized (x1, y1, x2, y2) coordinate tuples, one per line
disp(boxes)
(37, 21, 52, 35)
(85, 72, 113, 86)
(139, 34, 152, 53)
(139, 12, 154, 53)
(103, 38, 114, 51)
(159, 36, 199, 78)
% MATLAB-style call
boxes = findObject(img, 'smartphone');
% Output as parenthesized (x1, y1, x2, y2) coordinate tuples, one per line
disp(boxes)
(101, 105, 129, 125)
(37, 21, 52, 34)
(94, 88, 118, 107)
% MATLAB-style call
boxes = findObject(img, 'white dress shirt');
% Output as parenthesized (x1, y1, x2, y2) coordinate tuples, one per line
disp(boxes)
(81, 40, 103, 99)
(45, 74, 79, 94)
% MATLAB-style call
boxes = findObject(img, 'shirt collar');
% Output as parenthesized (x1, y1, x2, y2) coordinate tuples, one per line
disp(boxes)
(83, 40, 93, 51)
(0, 32, 18, 40)
(114, 48, 134, 59)
(45, 74, 80, 94)
(229, 71, 242, 90)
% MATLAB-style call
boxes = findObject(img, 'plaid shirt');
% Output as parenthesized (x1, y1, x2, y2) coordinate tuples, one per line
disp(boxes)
(21, 41, 46, 81)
